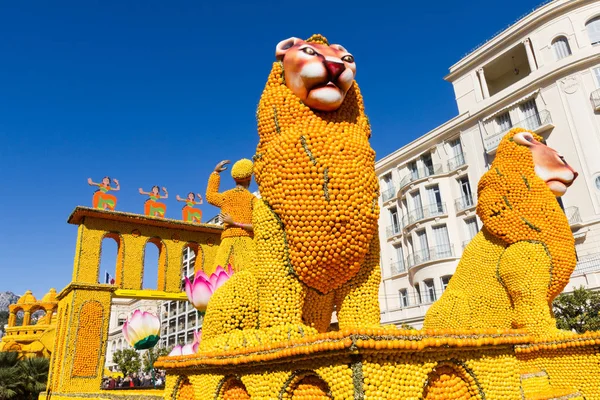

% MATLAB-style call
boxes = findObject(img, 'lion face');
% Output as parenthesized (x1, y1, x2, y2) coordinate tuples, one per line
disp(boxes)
(513, 131, 578, 196)
(275, 37, 356, 112)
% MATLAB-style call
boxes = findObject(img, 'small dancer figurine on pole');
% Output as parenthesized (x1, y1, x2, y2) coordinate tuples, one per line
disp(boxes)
(139, 186, 168, 218)
(88, 176, 120, 210)
(176, 192, 203, 223)
(206, 159, 257, 274)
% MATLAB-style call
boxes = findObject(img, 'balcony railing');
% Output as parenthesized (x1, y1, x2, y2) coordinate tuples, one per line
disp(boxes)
(573, 253, 600, 275)
(390, 260, 407, 275)
(484, 110, 553, 153)
(565, 206, 582, 226)
(386, 224, 402, 239)
(396, 288, 445, 309)
(381, 186, 397, 202)
(454, 194, 475, 212)
(406, 244, 455, 269)
(447, 153, 466, 171)
(399, 164, 444, 189)
(591, 89, 600, 112)
(403, 203, 447, 227)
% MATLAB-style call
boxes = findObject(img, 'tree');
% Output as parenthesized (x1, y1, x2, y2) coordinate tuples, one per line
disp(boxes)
(0, 352, 20, 400)
(0, 312, 8, 337)
(112, 349, 141, 377)
(142, 346, 172, 373)
(553, 286, 600, 333)
(17, 357, 48, 400)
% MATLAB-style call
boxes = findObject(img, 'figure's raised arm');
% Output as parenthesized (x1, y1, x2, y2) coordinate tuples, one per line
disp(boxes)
(206, 161, 229, 208)
(176, 195, 184, 202)
(139, 188, 149, 196)
(196, 194, 203, 205)
(88, 178, 98, 187)
(162, 187, 168, 199)
(112, 178, 120, 191)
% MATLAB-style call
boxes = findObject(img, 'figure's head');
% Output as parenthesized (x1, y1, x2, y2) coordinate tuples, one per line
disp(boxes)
(231, 158, 254, 187)
(188, 192, 195, 200)
(102, 176, 111, 185)
(152, 185, 160, 194)
(511, 130, 578, 196)
(275, 34, 356, 112)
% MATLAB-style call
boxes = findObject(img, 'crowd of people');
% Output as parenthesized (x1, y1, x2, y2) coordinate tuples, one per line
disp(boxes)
(102, 371, 166, 389)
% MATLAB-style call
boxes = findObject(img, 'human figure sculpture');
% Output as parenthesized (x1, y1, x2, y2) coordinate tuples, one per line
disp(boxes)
(88, 176, 119, 210)
(139, 186, 168, 218)
(176, 192, 203, 223)
(424, 129, 578, 337)
(205, 159, 257, 274)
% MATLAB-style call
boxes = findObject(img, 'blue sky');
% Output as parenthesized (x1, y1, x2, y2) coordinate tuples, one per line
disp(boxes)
(0, 0, 546, 296)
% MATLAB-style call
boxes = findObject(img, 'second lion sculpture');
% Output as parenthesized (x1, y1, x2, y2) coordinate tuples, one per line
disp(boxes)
(201, 34, 381, 348)
(424, 129, 578, 337)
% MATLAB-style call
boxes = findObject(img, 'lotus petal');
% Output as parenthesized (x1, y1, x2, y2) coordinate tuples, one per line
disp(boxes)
(190, 277, 213, 311)
(168, 345, 182, 356)
(213, 271, 230, 291)
(184, 277, 194, 303)
(181, 343, 195, 355)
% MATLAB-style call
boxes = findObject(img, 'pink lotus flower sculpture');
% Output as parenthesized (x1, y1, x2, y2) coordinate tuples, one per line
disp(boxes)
(122, 310, 161, 350)
(168, 329, 202, 356)
(184, 265, 234, 312)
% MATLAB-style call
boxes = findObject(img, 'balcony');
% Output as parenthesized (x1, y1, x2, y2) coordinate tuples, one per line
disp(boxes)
(483, 110, 554, 153)
(565, 206, 582, 227)
(403, 203, 447, 228)
(591, 89, 600, 112)
(390, 260, 407, 276)
(386, 224, 402, 239)
(406, 244, 455, 270)
(399, 164, 444, 190)
(397, 288, 445, 309)
(447, 153, 466, 171)
(454, 194, 476, 212)
(381, 186, 397, 203)
(573, 253, 600, 275)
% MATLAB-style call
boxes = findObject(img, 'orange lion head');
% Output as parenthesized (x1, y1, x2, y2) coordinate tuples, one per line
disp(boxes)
(275, 34, 356, 112)
(477, 128, 578, 299)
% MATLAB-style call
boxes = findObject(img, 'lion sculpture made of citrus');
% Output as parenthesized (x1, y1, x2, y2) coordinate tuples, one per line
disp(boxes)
(201, 34, 381, 347)
(424, 128, 579, 337)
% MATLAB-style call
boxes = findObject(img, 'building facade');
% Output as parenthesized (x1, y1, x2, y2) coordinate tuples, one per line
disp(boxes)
(376, 0, 600, 329)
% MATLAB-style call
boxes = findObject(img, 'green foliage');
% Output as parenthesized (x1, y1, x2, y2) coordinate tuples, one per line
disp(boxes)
(553, 286, 600, 333)
(0, 312, 8, 337)
(0, 352, 49, 400)
(399, 323, 416, 330)
(142, 346, 172, 373)
(112, 349, 141, 377)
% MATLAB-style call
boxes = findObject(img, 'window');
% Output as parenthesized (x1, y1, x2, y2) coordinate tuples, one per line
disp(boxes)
(595, 175, 600, 191)
(393, 245, 405, 274)
(399, 289, 409, 308)
(424, 279, 436, 302)
(441, 275, 452, 291)
(408, 161, 418, 180)
(593, 67, 600, 87)
(117, 317, 126, 326)
(465, 217, 480, 243)
(586, 16, 600, 46)
(426, 185, 444, 215)
(552, 36, 572, 60)
(496, 112, 512, 132)
(412, 190, 424, 220)
(433, 224, 452, 257)
(382, 173, 393, 190)
(389, 207, 400, 234)
(414, 283, 422, 304)
(448, 139, 465, 169)
(520, 99, 541, 130)
(458, 176, 473, 209)
(416, 229, 430, 262)
(421, 153, 434, 176)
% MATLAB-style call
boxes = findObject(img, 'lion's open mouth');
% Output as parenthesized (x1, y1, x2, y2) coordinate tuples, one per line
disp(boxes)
(310, 81, 339, 91)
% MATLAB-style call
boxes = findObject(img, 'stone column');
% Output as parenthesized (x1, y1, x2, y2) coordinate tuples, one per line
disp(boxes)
(22, 311, 31, 326)
(478, 68, 490, 99)
(523, 38, 538, 72)
(7, 312, 16, 327)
